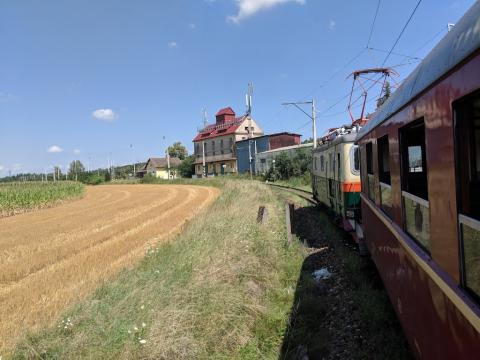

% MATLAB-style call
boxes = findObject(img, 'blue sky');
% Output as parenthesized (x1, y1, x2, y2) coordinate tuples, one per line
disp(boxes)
(0, 0, 475, 175)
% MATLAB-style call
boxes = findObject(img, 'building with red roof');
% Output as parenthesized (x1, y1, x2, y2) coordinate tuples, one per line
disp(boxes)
(193, 107, 263, 176)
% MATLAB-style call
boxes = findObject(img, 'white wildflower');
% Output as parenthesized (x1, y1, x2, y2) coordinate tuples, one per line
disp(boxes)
(139, 339, 147, 344)
(142, 322, 146, 328)
(134, 326, 139, 331)
(140, 305, 145, 310)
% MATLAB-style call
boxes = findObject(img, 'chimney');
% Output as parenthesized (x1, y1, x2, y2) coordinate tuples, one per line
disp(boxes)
(215, 107, 235, 125)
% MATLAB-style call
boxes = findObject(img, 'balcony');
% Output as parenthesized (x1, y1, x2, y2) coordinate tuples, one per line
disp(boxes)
(195, 151, 236, 164)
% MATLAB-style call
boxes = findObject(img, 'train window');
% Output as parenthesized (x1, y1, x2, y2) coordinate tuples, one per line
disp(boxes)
(400, 120, 428, 199)
(378, 136, 391, 184)
(455, 90, 480, 298)
(366, 142, 373, 175)
(320, 155, 324, 171)
(366, 142, 375, 201)
(378, 135, 392, 216)
(400, 119, 430, 251)
(350, 146, 360, 175)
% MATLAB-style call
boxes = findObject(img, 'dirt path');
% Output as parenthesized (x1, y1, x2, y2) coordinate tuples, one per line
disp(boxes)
(0, 184, 219, 353)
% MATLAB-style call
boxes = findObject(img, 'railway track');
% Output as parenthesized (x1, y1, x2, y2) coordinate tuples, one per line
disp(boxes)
(266, 183, 316, 205)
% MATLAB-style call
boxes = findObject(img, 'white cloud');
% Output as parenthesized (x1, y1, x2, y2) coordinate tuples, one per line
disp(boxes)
(92, 108, 118, 122)
(47, 145, 64, 153)
(0, 165, 4, 171)
(227, 0, 305, 24)
(168, 41, 178, 48)
(73, 149, 81, 155)
(328, 19, 336, 31)
(189, 23, 196, 29)
(0, 92, 16, 103)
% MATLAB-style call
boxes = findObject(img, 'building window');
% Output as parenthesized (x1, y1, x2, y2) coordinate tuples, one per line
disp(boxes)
(455, 89, 480, 298)
(400, 119, 430, 251)
(366, 142, 375, 201)
(378, 135, 392, 217)
(350, 146, 360, 175)
(320, 155, 324, 171)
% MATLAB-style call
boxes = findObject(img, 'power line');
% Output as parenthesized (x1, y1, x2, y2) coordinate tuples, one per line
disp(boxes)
(366, 0, 382, 47)
(411, 25, 446, 56)
(381, 0, 423, 66)
(367, 46, 421, 61)
(301, 47, 367, 100)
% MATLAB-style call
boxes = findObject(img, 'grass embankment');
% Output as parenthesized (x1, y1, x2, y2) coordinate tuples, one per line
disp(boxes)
(277, 190, 411, 359)
(0, 181, 85, 217)
(13, 180, 304, 359)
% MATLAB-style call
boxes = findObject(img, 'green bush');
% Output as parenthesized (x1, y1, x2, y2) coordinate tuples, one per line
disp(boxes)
(81, 174, 104, 185)
(264, 148, 312, 182)
(177, 155, 195, 178)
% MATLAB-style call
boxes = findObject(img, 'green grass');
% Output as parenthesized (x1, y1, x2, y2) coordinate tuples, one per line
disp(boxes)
(0, 181, 85, 217)
(12, 180, 304, 359)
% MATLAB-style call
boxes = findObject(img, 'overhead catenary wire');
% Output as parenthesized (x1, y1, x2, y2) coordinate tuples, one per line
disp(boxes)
(411, 25, 447, 56)
(301, 47, 367, 101)
(366, 0, 382, 48)
(367, 46, 421, 61)
(381, 0, 423, 66)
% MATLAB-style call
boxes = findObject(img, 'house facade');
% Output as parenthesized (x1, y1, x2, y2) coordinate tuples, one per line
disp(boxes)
(137, 157, 182, 179)
(235, 132, 301, 173)
(192, 107, 263, 176)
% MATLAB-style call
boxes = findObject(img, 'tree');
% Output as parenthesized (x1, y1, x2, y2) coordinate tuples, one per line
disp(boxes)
(177, 155, 195, 178)
(376, 81, 391, 109)
(167, 142, 188, 160)
(302, 137, 313, 144)
(68, 160, 85, 180)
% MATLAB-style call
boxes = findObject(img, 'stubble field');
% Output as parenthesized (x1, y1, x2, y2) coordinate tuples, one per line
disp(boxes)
(0, 184, 218, 353)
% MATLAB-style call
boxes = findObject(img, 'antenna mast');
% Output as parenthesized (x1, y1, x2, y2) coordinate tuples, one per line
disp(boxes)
(246, 82, 253, 139)
(202, 108, 208, 128)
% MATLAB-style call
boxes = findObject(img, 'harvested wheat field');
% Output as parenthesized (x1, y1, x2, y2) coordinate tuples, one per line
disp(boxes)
(0, 184, 218, 353)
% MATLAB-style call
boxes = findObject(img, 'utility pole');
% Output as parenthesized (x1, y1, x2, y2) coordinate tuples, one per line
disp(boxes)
(166, 149, 171, 179)
(202, 141, 206, 177)
(130, 144, 135, 177)
(248, 140, 253, 180)
(282, 100, 317, 148)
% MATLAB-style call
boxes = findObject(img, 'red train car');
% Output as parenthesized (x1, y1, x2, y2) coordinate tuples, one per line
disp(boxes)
(356, 3, 480, 359)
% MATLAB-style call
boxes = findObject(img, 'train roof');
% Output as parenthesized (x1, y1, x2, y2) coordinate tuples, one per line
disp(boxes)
(357, 1, 480, 141)
(313, 132, 358, 153)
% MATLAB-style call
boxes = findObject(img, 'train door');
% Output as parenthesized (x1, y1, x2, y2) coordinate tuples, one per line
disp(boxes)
(454, 90, 480, 300)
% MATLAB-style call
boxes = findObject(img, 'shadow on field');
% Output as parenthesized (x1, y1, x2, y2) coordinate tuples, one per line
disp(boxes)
(278, 203, 412, 360)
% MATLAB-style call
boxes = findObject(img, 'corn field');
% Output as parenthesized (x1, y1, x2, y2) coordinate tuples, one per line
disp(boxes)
(0, 181, 84, 217)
